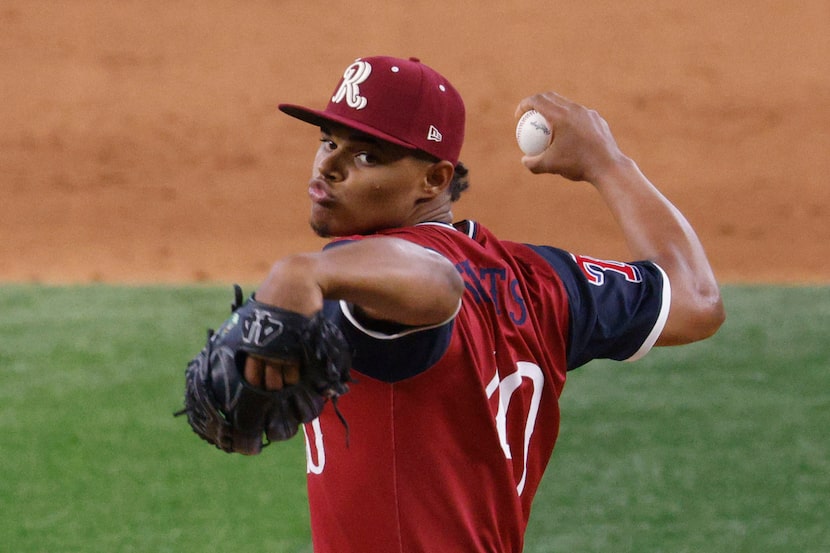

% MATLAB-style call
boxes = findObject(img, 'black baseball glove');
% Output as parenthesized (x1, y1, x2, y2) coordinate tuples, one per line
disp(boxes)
(176, 285, 351, 455)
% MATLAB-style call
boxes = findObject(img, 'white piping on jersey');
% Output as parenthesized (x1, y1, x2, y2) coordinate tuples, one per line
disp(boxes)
(626, 262, 671, 362)
(339, 226, 463, 339)
(414, 221, 456, 230)
(339, 298, 462, 340)
(463, 220, 476, 238)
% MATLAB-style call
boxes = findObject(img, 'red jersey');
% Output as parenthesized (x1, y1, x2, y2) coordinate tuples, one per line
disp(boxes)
(304, 220, 669, 552)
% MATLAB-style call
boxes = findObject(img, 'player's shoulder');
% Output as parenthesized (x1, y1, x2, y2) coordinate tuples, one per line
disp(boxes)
(342, 221, 481, 257)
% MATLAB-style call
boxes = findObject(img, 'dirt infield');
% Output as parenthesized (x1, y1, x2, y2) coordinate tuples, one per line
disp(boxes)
(1, 1, 827, 284)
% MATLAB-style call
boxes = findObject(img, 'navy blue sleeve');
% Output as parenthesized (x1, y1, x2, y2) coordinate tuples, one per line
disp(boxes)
(525, 245, 670, 370)
(323, 299, 454, 383)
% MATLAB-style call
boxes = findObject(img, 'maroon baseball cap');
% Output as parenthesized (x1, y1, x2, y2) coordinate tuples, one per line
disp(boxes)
(279, 56, 466, 165)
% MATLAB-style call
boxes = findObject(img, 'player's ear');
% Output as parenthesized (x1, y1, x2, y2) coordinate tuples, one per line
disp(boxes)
(422, 160, 454, 197)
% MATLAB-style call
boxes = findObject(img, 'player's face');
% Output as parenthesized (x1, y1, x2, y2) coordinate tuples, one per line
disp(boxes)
(307, 124, 442, 237)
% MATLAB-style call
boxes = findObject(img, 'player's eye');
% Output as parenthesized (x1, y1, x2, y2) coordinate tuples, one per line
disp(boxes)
(319, 138, 336, 151)
(355, 152, 379, 166)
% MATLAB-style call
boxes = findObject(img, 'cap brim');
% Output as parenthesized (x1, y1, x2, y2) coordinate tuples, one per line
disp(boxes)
(278, 103, 419, 152)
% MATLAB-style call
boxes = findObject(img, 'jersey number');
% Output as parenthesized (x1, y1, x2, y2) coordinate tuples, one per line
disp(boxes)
(304, 418, 326, 475)
(574, 254, 642, 286)
(486, 361, 544, 496)
(304, 361, 546, 495)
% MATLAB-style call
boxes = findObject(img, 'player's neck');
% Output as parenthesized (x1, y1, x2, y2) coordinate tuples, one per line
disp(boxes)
(412, 196, 453, 226)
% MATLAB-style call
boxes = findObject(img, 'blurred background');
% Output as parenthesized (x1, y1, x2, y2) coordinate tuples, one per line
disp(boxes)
(1, 0, 827, 284)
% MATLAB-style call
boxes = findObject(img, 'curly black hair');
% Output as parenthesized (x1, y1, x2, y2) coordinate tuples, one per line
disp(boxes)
(449, 162, 469, 202)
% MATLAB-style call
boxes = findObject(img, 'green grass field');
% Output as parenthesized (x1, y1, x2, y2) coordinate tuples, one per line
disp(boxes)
(1, 285, 827, 552)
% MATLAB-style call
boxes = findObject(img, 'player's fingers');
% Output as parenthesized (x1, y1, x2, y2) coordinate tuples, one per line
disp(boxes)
(264, 360, 301, 390)
(264, 362, 284, 390)
(283, 363, 300, 386)
(244, 356, 265, 388)
(514, 91, 570, 119)
(520, 154, 548, 173)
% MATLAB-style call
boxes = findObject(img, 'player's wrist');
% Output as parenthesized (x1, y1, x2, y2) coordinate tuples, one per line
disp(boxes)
(586, 154, 639, 189)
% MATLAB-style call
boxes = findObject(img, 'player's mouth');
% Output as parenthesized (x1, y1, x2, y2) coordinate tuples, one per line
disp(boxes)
(308, 178, 335, 205)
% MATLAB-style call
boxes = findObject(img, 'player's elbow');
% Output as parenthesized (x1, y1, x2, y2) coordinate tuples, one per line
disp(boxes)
(690, 289, 726, 341)
(661, 283, 725, 346)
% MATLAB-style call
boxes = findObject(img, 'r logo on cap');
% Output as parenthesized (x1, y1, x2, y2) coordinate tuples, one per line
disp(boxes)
(332, 60, 372, 110)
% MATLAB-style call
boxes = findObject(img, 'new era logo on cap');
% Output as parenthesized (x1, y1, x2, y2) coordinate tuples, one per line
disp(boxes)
(428, 125, 442, 143)
(279, 56, 465, 165)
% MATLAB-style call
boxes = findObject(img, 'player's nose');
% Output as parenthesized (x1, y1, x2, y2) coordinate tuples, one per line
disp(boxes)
(316, 148, 345, 182)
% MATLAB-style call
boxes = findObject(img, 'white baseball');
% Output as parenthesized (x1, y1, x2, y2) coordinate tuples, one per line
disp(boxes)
(515, 110, 552, 156)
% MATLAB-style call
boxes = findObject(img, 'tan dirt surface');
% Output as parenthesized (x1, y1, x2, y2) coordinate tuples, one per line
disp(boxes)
(1, 1, 827, 284)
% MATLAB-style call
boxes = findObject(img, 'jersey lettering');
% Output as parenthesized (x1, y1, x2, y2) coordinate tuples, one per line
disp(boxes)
(574, 254, 642, 286)
(486, 361, 544, 495)
(455, 260, 528, 323)
(509, 279, 527, 325)
(331, 60, 372, 110)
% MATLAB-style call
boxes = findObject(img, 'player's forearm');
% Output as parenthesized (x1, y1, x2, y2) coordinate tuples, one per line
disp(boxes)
(256, 238, 464, 326)
(316, 239, 464, 325)
(593, 158, 725, 344)
(592, 158, 699, 264)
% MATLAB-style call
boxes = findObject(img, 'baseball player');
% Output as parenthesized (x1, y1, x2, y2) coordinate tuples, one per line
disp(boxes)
(185, 55, 724, 552)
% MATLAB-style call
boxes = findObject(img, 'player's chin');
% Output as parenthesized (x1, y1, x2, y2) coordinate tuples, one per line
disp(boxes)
(309, 203, 339, 237)
(309, 212, 366, 238)
(309, 220, 332, 238)
(309, 208, 333, 237)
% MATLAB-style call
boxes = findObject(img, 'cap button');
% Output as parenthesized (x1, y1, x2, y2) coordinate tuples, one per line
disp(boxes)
(409, 57, 421, 63)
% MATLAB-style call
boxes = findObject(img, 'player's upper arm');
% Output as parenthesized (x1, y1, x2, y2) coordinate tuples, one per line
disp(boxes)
(525, 245, 670, 369)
